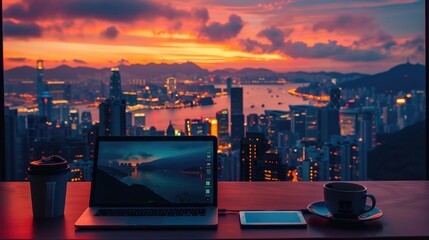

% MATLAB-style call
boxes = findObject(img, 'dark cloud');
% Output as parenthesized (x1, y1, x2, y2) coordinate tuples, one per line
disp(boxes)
(239, 38, 270, 52)
(354, 31, 396, 49)
(280, 40, 386, 62)
(313, 14, 375, 32)
(73, 59, 87, 64)
(3, 20, 42, 38)
(256, 26, 293, 51)
(199, 14, 244, 42)
(101, 26, 119, 39)
(7, 57, 28, 62)
(402, 35, 425, 54)
(4, 0, 208, 23)
(192, 7, 209, 23)
(240, 36, 386, 62)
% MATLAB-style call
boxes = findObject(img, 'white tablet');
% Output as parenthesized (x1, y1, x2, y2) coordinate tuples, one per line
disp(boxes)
(239, 211, 307, 227)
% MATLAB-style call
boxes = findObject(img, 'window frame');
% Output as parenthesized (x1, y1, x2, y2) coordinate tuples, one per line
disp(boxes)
(0, 2, 428, 181)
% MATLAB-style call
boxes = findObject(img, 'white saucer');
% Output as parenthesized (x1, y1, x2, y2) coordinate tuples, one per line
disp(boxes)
(307, 201, 383, 222)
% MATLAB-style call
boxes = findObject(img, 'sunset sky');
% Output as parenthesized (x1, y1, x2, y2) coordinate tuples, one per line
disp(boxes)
(2, 0, 425, 73)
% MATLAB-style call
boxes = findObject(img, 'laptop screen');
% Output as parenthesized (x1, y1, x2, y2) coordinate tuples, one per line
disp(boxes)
(91, 136, 217, 207)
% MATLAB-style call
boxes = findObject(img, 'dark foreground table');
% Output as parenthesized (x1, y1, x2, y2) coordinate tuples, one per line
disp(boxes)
(1, 181, 429, 239)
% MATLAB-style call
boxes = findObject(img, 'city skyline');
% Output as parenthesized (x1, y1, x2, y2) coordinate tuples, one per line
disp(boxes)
(3, 0, 425, 73)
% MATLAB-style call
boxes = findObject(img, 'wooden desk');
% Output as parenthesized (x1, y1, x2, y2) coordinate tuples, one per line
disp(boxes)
(1, 181, 429, 239)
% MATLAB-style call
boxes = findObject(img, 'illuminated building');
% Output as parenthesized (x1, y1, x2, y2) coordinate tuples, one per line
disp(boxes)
(69, 109, 79, 136)
(360, 107, 377, 151)
(231, 87, 244, 149)
(259, 150, 285, 181)
(110, 68, 122, 100)
(216, 109, 229, 147)
(207, 118, 218, 137)
(99, 98, 126, 136)
(240, 132, 270, 181)
(36, 60, 45, 96)
(290, 105, 319, 142)
(38, 91, 53, 121)
(329, 78, 341, 109)
(81, 111, 93, 132)
(134, 113, 146, 127)
(323, 143, 342, 181)
(123, 92, 137, 106)
(189, 119, 210, 136)
(165, 77, 177, 94)
(185, 119, 191, 136)
(304, 107, 320, 143)
(46, 80, 70, 102)
(339, 108, 359, 136)
(246, 113, 259, 129)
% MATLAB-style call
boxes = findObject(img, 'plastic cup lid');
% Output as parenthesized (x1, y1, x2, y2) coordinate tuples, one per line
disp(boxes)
(28, 155, 70, 175)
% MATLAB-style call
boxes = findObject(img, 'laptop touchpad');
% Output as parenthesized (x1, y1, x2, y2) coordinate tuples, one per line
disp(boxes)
(127, 217, 164, 225)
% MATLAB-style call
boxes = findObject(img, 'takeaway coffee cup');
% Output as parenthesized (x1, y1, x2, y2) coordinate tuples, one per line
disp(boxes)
(324, 182, 376, 219)
(28, 155, 70, 218)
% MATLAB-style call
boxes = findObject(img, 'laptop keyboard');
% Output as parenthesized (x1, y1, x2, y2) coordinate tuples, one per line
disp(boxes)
(95, 208, 206, 217)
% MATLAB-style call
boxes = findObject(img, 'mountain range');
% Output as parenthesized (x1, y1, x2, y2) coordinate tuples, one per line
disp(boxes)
(339, 63, 426, 93)
(4, 62, 426, 93)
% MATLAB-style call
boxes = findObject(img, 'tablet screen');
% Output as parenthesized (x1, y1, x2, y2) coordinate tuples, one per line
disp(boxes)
(239, 211, 307, 227)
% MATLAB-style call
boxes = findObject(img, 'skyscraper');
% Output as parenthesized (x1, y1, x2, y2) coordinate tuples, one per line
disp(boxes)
(231, 87, 244, 149)
(38, 91, 53, 121)
(231, 87, 243, 115)
(329, 78, 341, 109)
(360, 107, 377, 151)
(216, 109, 229, 147)
(109, 68, 122, 100)
(36, 60, 45, 96)
(226, 77, 232, 94)
(98, 98, 126, 136)
(320, 107, 340, 143)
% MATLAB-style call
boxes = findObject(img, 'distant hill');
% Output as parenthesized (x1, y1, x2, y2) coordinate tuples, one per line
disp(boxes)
(279, 71, 368, 83)
(368, 120, 426, 180)
(4, 62, 210, 81)
(340, 63, 426, 93)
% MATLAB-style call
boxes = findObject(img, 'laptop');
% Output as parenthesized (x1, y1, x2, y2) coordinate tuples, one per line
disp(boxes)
(75, 136, 218, 228)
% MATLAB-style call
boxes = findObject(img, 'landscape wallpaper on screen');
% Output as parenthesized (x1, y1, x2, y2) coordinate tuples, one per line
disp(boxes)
(94, 141, 213, 204)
